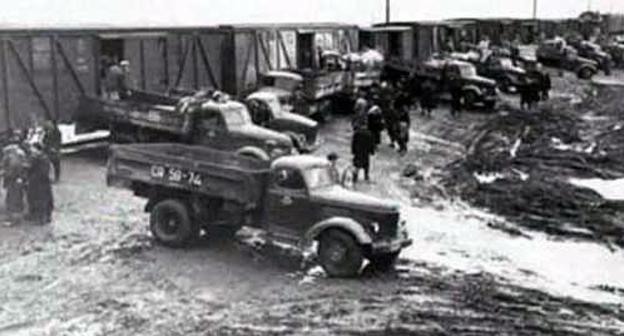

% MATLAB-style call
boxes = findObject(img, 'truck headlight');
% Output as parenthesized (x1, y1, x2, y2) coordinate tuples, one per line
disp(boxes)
(370, 222, 380, 234)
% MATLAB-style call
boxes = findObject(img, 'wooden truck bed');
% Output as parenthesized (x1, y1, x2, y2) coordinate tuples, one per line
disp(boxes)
(107, 143, 271, 205)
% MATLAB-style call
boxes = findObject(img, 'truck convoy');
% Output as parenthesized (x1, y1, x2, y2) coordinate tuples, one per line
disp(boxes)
(77, 90, 295, 161)
(107, 143, 412, 277)
(536, 38, 600, 79)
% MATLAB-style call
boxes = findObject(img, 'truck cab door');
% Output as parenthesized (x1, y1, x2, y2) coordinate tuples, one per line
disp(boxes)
(265, 167, 313, 239)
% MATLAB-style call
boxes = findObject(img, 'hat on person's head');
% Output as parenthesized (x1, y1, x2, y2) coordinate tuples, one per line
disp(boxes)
(327, 152, 338, 161)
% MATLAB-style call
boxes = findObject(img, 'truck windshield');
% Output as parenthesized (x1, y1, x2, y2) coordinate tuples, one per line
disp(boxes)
(458, 64, 477, 77)
(304, 166, 336, 189)
(222, 105, 252, 127)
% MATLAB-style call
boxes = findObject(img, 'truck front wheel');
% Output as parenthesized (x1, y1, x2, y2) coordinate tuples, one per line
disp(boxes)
(150, 199, 198, 248)
(318, 230, 363, 278)
(368, 252, 400, 272)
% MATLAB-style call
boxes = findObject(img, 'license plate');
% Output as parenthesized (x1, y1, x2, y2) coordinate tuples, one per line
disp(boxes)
(150, 165, 202, 187)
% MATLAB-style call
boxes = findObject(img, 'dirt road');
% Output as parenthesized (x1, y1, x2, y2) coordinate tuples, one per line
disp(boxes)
(0, 73, 623, 335)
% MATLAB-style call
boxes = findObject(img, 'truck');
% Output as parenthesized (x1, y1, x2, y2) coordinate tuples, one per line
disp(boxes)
(106, 143, 412, 277)
(77, 90, 294, 161)
(254, 52, 348, 121)
(245, 91, 320, 153)
(412, 59, 498, 109)
(451, 51, 527, 93)
(568, 40, 613, 75)
(536, 38, 599, 79)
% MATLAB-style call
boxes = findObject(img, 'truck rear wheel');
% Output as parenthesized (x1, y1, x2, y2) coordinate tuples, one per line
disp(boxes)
(578, 67, 594, 79)
(318, 230, 363, 278)
(463, 90, 478, 109)
(368, 252, 400, 272)
(150, 199, 198, 248)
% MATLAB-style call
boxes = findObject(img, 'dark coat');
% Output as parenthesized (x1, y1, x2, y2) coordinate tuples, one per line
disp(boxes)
(27, 151, 53, 217)
(351, 128, 375, 168)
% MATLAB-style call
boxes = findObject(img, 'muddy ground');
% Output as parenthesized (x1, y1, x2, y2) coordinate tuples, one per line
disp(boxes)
(0, 71, 623, 335)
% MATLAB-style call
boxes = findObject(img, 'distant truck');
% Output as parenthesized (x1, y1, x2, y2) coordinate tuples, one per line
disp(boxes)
(245, 91, 320, 153)
(77, 90, 294, 161)
(536, 39, 599, 79)
(568, 40, 612, 75)
(107, 143, 412, 277)
(451, 51, 527, 93)
(412, 59, 498, 109)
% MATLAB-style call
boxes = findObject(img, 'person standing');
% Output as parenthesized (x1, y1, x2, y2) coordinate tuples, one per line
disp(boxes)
(25, 144, 54, 225)
(420, 80, 437, 117)
(449, 80, 463, 117)
(367, 104, 384, 148)
(541, 71, 552, 101)
(352, 90, 368, 130)
(43, 120, 62, 182)
(2, 131, 28, 224)
(351, 124, 375, 183)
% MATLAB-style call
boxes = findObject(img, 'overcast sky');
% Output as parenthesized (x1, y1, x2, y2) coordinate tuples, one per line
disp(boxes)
(1, 0, 623, 27)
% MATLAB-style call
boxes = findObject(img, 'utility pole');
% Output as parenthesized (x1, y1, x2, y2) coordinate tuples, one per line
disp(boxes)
(386, 0, 390, 23)
(533, 0, 537, 19)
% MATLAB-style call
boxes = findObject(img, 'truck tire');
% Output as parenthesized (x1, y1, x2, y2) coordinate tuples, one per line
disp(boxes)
(577, 67, 594, 80)
(463, 90, 478, 109)
(318, 229, 363, 278)
(368, 252, 400, 272)
(150, 199, 198, 248)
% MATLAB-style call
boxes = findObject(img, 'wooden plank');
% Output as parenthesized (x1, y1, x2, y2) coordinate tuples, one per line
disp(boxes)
(54, 37, 86, 95)
(139, 39, 146, 90)
(1, 40, 10, 129)
(195, 36, 219, 89)
(277, 31, 293, 68)
(173, 36, 190, 89)
(192, 36, 198, 89)
(50, 36, 59, 120)
(162, 37, 169, 88)
(240, 37, 253, 92)
(257, 33, 273, 70)
(7, 39, 52, 120)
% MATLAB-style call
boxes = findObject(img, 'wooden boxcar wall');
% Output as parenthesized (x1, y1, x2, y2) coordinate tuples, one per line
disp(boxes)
(0, 33, 97, 132)
(233, 26, 358, 95)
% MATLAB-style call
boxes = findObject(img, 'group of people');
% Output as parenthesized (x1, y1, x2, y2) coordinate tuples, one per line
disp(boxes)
(1, 121, 60, 225)
(101, 58, 132, 100)
(350, 81, 413, 182)
(519, 65, 552, 111)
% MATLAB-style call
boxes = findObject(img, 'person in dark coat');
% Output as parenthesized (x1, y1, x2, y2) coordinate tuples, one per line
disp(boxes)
(351, 124, 375, 183)
(43, 120, 62, 182)
(449, 80, 463, 117)
(2, 131, 28, 223)
(25, 144, 54, 225)
(367, 105, 384, 147)
(541, 71, 552, 101)
(420, 80, 437, 117)
(352, 90, 369, 130)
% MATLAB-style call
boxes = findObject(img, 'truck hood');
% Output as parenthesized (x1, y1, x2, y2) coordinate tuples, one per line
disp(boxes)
(575, 56, 599, 67)
(277, 112, 318, 129)
(230, 124, 293, 147)
(258, 87, 292, 99)
(466, 75, 497, 87)
(311, 185, 399, 213)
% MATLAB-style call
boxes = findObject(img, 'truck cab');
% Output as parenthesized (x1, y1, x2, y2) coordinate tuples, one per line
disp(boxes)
(263, 155, 411, 277)
(451, 51, 527, 93)
(245, 91, 320, 153)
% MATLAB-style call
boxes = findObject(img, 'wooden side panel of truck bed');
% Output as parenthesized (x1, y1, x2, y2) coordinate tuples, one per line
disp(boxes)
(107, 143, 270, 205)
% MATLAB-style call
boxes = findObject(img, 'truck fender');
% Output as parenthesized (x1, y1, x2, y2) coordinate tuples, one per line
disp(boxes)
(462, 85, 482, 97)
(302, 217, 373, 247)
(235, 146, 270, 161)
(576, 64, 597, 77)
(283, 131, 305, 153)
